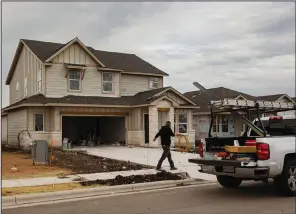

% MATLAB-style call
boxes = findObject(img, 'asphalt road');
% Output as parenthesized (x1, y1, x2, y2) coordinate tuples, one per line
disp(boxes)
(3, 182, 296, 214)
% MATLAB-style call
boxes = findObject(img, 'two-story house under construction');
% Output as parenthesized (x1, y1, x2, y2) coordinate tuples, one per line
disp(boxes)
(1, 37, 198, 149)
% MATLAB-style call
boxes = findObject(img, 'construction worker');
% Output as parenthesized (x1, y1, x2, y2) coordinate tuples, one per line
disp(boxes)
(153, 121, 179, 170)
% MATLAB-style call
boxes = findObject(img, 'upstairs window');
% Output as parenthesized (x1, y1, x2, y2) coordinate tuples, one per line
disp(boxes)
(102, 72, 113, 93)
(37, 69, 42, 92)
(68, 70, 81, 91)
(149, 77, 159, 89)
(16, 82, 19, 100)
(24, 77, 28, 97)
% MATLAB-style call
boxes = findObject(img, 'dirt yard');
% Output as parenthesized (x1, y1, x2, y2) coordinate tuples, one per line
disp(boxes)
(2, 149, 148, 180)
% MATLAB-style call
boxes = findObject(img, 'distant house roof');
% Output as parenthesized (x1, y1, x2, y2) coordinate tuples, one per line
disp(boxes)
(2, 87, 196, 112)
(256, 94, 285, 101)
(184, 87, 256, 112)
(6, 38, 168, 84)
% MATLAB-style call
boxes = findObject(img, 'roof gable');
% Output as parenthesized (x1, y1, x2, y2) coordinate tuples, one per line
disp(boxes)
(46, 37, 105, 67)
(19, 38, 168, 76)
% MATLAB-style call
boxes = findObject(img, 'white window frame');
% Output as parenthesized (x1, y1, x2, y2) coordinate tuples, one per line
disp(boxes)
(102, 72, 114, 93)
(16, 82, 19, 100)
(68, 70, 82, 91)
(177, 113, 188, 134)
(24, 77, 28, 97)
(149, 77, 159, 89)
(37, 69, 42, 93)
(34, 113, 44, 132)
(221, 115, 229, 133)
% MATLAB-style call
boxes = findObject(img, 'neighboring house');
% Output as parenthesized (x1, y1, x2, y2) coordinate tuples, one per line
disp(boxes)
(184, 87, 295, 141)
(256, 94, 296, 117)
(1, 37, 198, 149)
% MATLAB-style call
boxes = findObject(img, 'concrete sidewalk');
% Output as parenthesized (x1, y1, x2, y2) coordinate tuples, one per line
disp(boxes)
(78, 146, 217, 181)
(2, 168, 186, 188)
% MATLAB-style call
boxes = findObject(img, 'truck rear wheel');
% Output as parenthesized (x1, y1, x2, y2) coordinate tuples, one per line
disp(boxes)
(217, 175, 242, 189)
(274, 158, 296, 197)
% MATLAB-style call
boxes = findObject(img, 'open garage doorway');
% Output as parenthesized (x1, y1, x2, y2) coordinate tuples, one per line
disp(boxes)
(62, 116, 126, 147)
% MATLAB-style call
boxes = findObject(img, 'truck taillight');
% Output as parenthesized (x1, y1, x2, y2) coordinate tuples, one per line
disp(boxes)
(256, 143, 269, 160)
(199, 143, 204, 157)
(269, 116, 283, 120)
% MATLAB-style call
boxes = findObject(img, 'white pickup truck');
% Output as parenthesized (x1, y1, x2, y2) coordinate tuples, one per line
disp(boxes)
(189, 114, 296, 197)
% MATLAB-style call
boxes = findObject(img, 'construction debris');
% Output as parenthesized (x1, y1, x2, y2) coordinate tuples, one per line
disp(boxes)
(80, 171, 186, 186)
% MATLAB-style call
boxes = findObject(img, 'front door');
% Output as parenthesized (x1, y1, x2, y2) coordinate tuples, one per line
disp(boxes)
(144, 114, 149, 143)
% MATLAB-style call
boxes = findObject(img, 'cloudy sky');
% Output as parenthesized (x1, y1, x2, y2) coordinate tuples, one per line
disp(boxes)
(1, 2, 295, 107)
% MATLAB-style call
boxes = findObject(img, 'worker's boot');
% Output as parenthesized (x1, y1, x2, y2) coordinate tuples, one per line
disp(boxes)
(170, 166, 178, 170)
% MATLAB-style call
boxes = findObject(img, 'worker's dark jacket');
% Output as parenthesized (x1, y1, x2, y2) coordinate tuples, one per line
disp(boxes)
(154, 126, 175, 146)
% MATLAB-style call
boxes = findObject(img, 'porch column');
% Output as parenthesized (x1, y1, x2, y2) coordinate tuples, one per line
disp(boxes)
(149, 106, 159, 147)
(169, 107, 175, 147)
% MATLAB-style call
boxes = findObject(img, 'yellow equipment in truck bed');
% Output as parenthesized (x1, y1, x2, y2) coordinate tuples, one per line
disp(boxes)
(225, 145, 257, 153)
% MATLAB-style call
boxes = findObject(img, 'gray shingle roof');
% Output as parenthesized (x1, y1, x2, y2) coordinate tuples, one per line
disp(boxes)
(21, 39, 168, 76)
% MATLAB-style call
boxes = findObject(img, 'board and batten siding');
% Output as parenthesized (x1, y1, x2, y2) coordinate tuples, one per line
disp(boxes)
(7, 108, 27, 146)
(46, 64, 120, 97)
(120, 74, 163, 96)
(1, 115, 8, 143)
(9, 44, 43, 105)
(52, 43, 98, 66)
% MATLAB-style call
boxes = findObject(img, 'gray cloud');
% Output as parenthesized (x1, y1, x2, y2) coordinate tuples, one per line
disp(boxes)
(1, 2, 295, 108)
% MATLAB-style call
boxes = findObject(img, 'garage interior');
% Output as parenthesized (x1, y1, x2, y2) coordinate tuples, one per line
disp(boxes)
(62, 116, 126, 146)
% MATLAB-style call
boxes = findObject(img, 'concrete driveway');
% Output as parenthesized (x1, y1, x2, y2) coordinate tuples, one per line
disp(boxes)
(79, 146, 216, 181)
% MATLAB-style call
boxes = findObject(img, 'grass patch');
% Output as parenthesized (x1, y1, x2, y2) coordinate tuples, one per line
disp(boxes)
(2, 182, 100, 196)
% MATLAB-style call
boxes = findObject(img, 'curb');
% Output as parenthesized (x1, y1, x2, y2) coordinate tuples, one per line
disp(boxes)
(2, 179, 214, 208)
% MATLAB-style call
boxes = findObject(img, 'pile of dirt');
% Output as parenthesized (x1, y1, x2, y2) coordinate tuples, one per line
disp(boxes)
(80, 171, 185, 186)
(51, 150, 147, 174)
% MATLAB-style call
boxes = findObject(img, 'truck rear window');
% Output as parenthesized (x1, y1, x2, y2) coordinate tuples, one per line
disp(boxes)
(250, 119, 296, 136)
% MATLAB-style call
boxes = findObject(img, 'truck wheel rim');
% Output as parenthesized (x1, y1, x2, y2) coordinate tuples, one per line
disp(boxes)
(288, 166, 296, 191)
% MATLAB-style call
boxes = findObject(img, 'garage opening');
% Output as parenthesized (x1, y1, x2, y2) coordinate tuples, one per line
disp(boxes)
(62, 116, 126, 146)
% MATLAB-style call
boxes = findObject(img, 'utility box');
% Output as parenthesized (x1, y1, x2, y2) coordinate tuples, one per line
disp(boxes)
(32, 140, 48, 165)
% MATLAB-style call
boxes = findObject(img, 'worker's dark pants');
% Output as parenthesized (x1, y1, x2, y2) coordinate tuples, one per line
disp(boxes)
(157, 145, 175, 169)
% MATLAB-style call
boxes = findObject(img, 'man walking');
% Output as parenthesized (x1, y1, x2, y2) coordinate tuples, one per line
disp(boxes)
(153, 121, 178, 170)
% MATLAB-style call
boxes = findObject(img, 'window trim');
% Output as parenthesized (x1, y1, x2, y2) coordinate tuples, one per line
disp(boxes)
(34, 113, 44, 132)
(212, 115, 220, 133)
(102, 72, 114, 93)
(24, 77, 28, 97)
(176, 113, 188, 134)
(68, 70, 82, 92)
(37, 69, 42, 93)
(149, 77, 159, 89)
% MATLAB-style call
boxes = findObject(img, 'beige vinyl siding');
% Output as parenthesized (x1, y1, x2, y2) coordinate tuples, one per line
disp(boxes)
(45, 64, 120, 97)
(120, 74, 163, 96)
(7, 108, 27, 146)
(9, 44, 43, 105)
(166, 91, 187, 105)
(128, 108, 145, 130)
(52, 43, 98, 66)
(1, 115, 8, 143)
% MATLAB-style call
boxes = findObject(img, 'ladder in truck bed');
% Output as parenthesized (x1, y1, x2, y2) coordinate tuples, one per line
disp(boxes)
(210, 99, 295, 111)
(192, 81, 296, 137)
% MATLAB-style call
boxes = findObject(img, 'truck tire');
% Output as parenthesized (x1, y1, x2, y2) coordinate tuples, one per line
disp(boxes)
(217, 175, 242, 189)
(274, 158, 296, 197)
